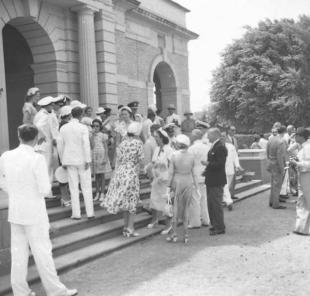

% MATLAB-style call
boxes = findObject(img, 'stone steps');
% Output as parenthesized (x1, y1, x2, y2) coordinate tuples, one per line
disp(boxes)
(0, 175, 269, 296)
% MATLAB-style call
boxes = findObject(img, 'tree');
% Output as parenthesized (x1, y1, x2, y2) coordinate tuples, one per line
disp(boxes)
(210, 16, 310, 133)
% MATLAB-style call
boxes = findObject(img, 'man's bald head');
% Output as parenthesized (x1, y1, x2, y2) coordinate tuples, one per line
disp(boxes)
(207, 128, 222, 143)
(191, 129, 203, 142)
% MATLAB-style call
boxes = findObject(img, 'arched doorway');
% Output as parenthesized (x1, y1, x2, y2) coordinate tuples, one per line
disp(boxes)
(3, 24, 34, 148)
(152, 62, 177, 116)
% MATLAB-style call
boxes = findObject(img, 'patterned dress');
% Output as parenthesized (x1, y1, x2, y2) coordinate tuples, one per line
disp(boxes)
(90, 132, 111, 174)
(104, 138, 144, 214)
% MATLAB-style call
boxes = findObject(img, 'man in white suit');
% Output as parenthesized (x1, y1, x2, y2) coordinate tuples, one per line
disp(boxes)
(222, 133, 242, 211)
(188, 129, 211, 227)
(58, 107, 94, 220)
(0, 124, 77, 296)
(33, 96, 59, 188)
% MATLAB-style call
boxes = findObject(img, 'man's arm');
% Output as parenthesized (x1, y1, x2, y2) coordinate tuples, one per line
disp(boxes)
(82, 126, 91, 165)
(33, 155, 51, 197)
(207, 145, 227, 170)
(277, 142, 286, 174)
(0, 156, 8, 192)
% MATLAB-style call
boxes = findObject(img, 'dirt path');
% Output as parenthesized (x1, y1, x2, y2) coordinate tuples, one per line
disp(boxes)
(32, 191, 310, 296)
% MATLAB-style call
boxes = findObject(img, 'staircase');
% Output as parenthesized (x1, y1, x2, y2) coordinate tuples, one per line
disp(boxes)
(0, 175, 269, 296)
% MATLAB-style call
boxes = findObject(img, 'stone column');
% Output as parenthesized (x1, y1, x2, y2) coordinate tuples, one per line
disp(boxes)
(73, 5, 99, 110)
(0, 24, 10, 154)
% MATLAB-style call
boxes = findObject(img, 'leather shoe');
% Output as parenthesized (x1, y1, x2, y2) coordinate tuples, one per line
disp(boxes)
(227, 204, 233, 211)
(209, 230, 225, 236)
(87, 216, 95, 220)
(65, 289, 78, 296)
(272, 206, 286, 209)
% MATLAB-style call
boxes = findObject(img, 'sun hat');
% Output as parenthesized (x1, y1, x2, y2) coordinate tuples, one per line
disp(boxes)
(37, 96, 54, 106)
(119, 106, 132, 113)
(176, 134, 190, 147)
(26, 87, 39, 97)
(95, 107, 106, 115)
(55, 166, 68, 184)
(70, 100, 87, 109)
(60, 106, 72, 118)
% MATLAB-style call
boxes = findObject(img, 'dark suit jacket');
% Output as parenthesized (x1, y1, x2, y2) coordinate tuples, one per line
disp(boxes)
(204, 139, 228, 187)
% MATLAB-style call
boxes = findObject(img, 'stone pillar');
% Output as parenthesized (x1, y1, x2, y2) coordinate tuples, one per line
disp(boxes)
(74, 5, 99, 110)
(0, 24, 10, 154)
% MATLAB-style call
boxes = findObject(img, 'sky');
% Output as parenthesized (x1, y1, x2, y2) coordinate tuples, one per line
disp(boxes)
(176, 0, 310, 111)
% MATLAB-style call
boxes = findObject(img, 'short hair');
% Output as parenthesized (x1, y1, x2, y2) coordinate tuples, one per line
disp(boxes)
(191, 129, 203, 139)
(150, 124, 161, 133)
(254, 134, 260, 142)
(92, 118, 102, 128)
(18, 124, 38, 142)
(296, 127, 309, 140)
(85, 106, 92, 113)
(156, 130, 169, 145)
(277, 125, 287, 134)
(209, 127, 222, 137)
(71, 107, 83, 118)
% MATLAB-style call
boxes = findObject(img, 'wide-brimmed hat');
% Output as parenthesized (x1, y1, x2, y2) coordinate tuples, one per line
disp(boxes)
(55, 166, 68, 184)
(184, 110, 193, 115)
(119, 106, 132, 113)
(70, 100, 86, 109)
(60, 106, 72, 118)
(176, 134, 190, 147)
(95, 107, 105, 115)
(26, 87, 39, 97)
(37, 96, 54, 107)
(167, 104, 176, 110)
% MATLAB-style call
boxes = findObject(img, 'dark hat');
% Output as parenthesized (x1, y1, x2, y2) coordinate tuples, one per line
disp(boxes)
(128, 101, 139, 108)
(118, 105, 124, 110)
(104, 107, 112, 114)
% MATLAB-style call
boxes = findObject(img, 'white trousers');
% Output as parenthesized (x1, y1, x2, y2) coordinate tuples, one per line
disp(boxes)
(188, 183, 210, 227)
(223, 174, 234, 206)
(67, 166, 94, 218)
(10, 223, 67, 296)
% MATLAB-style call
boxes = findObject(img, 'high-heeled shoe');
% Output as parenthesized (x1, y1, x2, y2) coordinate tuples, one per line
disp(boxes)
(166, 234, 178, 243)
(93, 192, 100, 201)
(147, 221, 158, 229)
(160, 225, 172, 235)
(60, 199, 71, 207)
(124, 228, 140, 237)
(99, 193, 105, 202)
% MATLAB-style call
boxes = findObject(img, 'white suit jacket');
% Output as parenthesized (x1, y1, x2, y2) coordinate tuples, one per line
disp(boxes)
(225, 142, 240, 175)
(0, 145, 51, 225)
(58, 118, 91, 166)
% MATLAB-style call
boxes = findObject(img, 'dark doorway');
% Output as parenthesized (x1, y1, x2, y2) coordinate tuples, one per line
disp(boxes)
(153, 69, 162, 112)
(3, 24, 34, 148)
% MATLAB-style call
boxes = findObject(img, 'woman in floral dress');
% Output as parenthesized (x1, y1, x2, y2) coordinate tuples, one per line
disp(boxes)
(102, 122, 144, 237)
(90, 119, 111, 202)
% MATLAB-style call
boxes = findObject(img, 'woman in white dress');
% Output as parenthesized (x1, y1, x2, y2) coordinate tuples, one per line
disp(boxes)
(146, 129, 174, 230)
(22, 87, 40, 124)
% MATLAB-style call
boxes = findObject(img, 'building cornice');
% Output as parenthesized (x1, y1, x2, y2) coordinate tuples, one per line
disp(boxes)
(132, 7, 198, 40)
(165, 0, 190, 13)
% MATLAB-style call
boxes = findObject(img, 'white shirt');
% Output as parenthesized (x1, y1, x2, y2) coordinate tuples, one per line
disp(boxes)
(258, 138, 268, 150)
(58, 118, 91, 166)
(189, 139, 210, 183)
(297, 139, 310, 172)
(166, 113, 181, 126)
(0, 145, 51, 225)
(225, 142, 240, 175)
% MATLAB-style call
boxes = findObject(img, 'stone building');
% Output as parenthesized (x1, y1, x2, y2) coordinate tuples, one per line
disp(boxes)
(0, 0, 198, 151)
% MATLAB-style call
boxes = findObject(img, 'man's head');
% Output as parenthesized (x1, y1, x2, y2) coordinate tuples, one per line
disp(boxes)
(287, 125, 295, 135)
(71, 107, 84, 121)
(295, 127, 309, 144)
(208, 128, 222, 143)
(272, 122, 281, 130)
(184, 111, 193, 120)
(227, 125, 236, 137)
(127, 101, 139, 114)
(277, 125, 287, 136)
(167, 104, 176, 115)
(191, 129, 203, 142)
(18, 124, 38, 146)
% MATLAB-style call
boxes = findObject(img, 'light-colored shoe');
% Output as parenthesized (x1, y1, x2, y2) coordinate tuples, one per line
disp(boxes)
(99, 193, 105, 202)
(160, 225, 172, 235)
(147, 221, 158, 229)
(28, 292, 36, 296)
(93, 192, 100, 201)
(65, 289, 78, 296)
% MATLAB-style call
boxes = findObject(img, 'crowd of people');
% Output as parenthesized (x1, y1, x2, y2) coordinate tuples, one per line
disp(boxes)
(0, 86, 309, 296)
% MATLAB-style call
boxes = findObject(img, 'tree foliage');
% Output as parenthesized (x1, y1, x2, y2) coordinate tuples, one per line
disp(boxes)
(210, 16, 310, 133)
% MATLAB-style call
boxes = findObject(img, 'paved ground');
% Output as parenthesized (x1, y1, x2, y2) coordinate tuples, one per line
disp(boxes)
(31, 191, 310, 296)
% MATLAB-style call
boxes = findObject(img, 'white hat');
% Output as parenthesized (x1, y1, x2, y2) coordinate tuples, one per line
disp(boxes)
(26, 87, 39, 97)
(60, 106, 72, 118)
(55, 167, 68, 184)
(167, 104, 176, 110)
(95, 107, 105, 115)
(53, 95, 65, 103)
(148, 104, 157, 113)
(37, 96, 54, 106)
(70, 100, 87, 109)
(157, 128, 169, 139)
(127, 122, 142, 136)
(119, 106, 132, 113)
(81, 117, 93, 126)
(176, 134, 190, 147)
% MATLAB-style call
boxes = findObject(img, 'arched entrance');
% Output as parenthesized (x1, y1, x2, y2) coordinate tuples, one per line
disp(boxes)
(152, 62, 177, 115)
(1, 17, 58, 149)
(3, 24, 34, 148)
